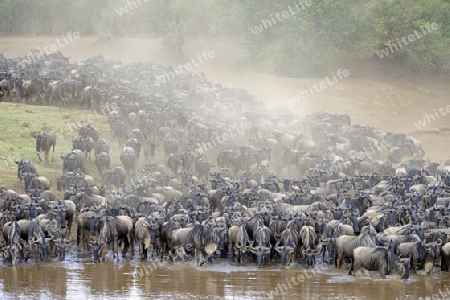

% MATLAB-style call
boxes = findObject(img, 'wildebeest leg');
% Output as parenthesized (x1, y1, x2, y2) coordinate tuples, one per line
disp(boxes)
(140, 242, 146, 260)
(77, 226, 81, 248)
(336, 249, 343, 268)
(195, 249, 201, 266)
(412, 261, 417, 274)
(121, 238, 129, 259)
(350, 258, 357, 276)
(129, 234, 134, 258)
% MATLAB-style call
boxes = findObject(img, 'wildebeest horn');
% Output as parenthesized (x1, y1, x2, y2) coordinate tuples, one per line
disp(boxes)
(275, 242, 282, 250)
(436, 238, 442, 246)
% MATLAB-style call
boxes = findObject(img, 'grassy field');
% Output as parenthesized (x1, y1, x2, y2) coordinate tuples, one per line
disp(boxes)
(0, 102, 114, 195)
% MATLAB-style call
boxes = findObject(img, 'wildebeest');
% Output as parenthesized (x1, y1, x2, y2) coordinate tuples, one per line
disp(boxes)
(249, 220, 272, 267)
(61, 149, 85, 173)
(1, 220, 21, 247)
(126, 138, 142, 159)
(17, 218, 51, 262)
(228, 223, 250, 264)
(299, 225, 320, 267)
(441, 242, 450, 271)
(1, 244, 21, 265)
(72, 135, 95, 160)
(21, 78, 45, 103)
(351, 246, 410, 279)
(15, 159, 37, 191)
(105, 167, 126, 188)
(120, 147, 136, 177)
(69, 192, 108, 212)
(92, 215, 134, 262)
(186, 223, 220, 266)
(275, 225, 299, 267)
(76, 208, 103, 251)
(49, 228, 70, 260)
(335, 233, 377, 268)
(29, 176, 50, 191)
(35, 131, 57, 165)
(395, 241, 440, 274)
(111, 121, 128, 146)
(79, 124, 99, 142)
(170, 226, 194, 262)
(95, 139, 110, 154)
(95, 151, 110, 178)
(135, 216, 161, 260)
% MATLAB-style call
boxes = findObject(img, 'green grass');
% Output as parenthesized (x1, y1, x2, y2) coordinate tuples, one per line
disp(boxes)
(0, 103, 113, 196)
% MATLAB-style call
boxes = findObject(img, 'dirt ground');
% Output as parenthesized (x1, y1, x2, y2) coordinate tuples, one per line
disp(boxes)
(1, 35, 449, 162)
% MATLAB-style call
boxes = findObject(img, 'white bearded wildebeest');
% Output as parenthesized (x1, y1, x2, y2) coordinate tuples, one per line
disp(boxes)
(351, 246, 410, 279)
(249, 220, 272, 267)
(299, 225, 320, 268)
(228, 223, 250, 264)
(186, 223, 220, 266)
(35, 131, 57, 165)
(275, 224, 299, 267)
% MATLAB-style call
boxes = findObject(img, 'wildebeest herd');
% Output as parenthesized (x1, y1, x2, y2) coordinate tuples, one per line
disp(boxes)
(1, 50, 450, 281)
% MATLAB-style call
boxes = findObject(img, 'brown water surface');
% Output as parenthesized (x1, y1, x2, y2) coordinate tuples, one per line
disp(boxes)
(1, 254, 449, 300)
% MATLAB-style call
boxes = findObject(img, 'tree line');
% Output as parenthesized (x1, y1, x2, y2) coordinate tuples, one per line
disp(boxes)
(0, 0, 449, 77)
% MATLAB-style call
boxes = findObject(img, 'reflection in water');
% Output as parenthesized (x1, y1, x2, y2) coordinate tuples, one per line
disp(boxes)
(0, 256, 450, 299)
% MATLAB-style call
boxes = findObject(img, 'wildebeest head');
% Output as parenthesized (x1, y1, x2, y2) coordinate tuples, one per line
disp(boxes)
(269, 217, 285, 241)
(249, 242, 271, 268)
(234, 241, 248, 263)
(215, 226, 228, 256)
(427, 239, 442, 269)
(91, 239, 106, 263)
(51, 230, 71, 261)
(275, 242, 295, 267)
(324, 239, 336, 264)
(392, 254, 410, 279)
(315, 218, 326, 236)
(2, 244, 21, 266)
(30, 236, 51, 261)
(35, 134, 44, 152)
(332, 208, 343, 220)
(21, 172, 36, 192)
(302, 246, 321, 268)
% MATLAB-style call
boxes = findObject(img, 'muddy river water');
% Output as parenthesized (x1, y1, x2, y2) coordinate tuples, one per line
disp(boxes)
(1, 252, 449, 300)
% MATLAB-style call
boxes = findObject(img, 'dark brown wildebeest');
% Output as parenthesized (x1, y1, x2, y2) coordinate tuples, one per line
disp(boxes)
(92, 215, 134, 262)
(21, 78, 45, 104)
(35, 131, 57, 165)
